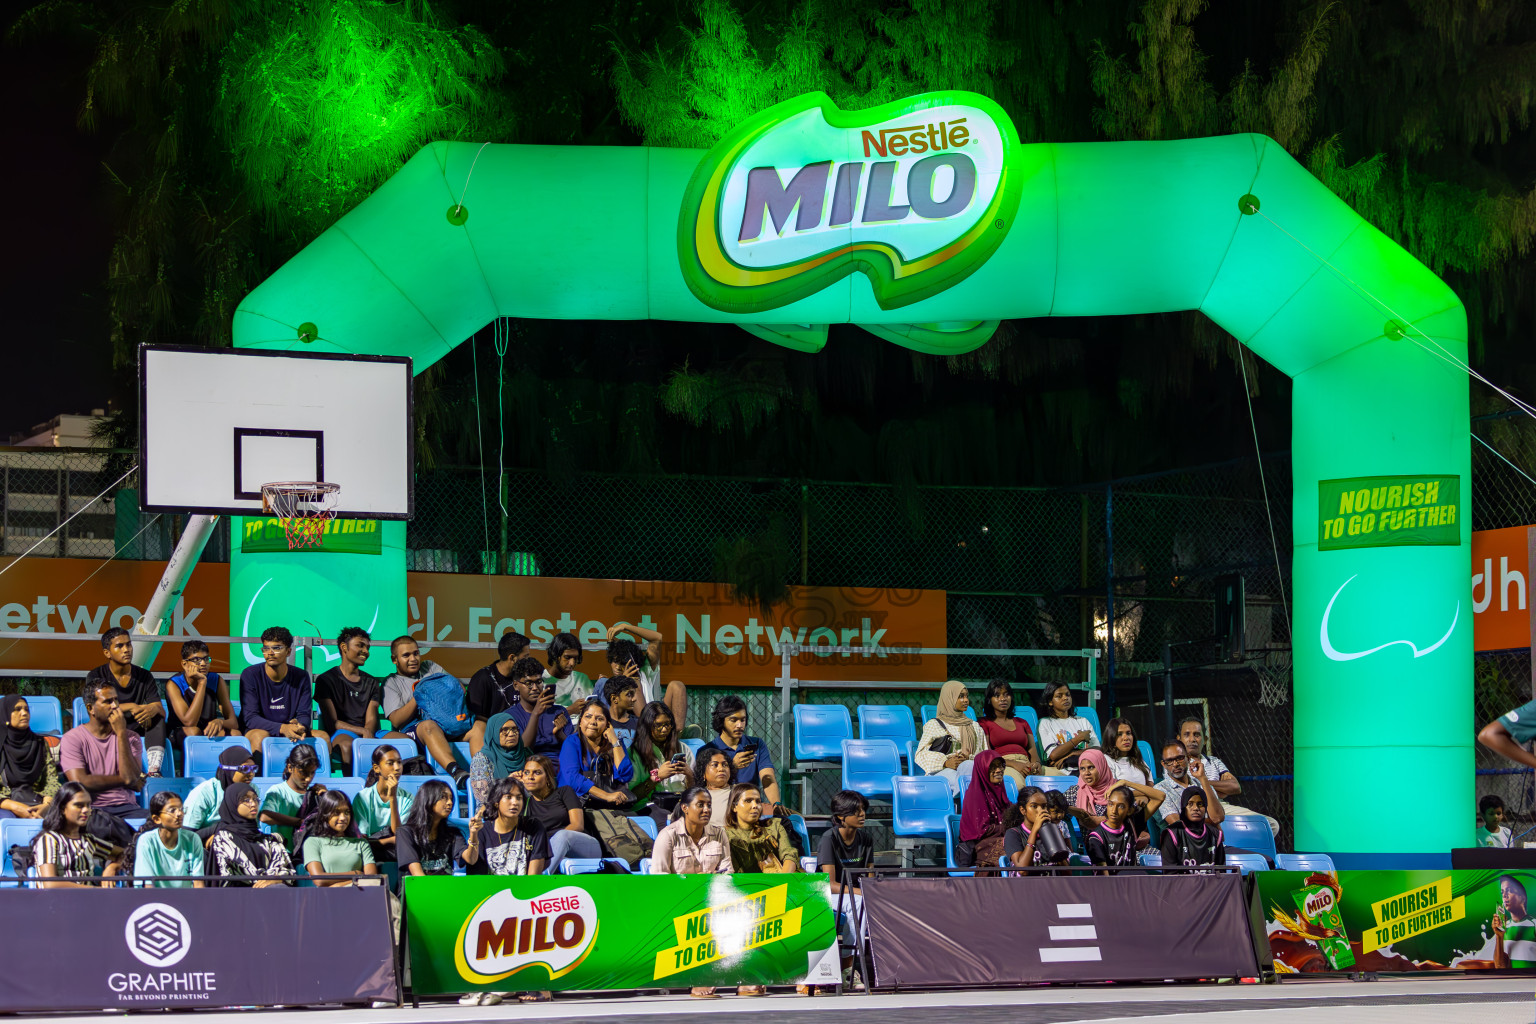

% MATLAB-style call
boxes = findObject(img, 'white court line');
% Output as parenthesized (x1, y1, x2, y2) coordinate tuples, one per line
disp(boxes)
(1038, 946, 1103, 962)
(1048, 925, 1098, 940)
(1056, 903, 1094, 917)
(1054, 1002, 1531, 1024)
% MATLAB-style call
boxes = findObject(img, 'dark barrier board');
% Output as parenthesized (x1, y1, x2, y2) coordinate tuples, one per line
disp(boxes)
(863, 873, 1259, 987)
(1256, 869, 1536, 973)
(403, 874, 839, 993)
(0, 886, 396, 1011)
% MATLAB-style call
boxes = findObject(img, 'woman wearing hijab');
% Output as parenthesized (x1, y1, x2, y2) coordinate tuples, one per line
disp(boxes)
(182, 745, 257, 833)
(956, 749, 1011, 868)
(915, 681, 989, 798)
(468, 711, 528, 813)
(1074, 748, 1164, 832)
(1158, 786, 1225, 870)
(203, 781, 294, 886)
(0, 695, 59, 818)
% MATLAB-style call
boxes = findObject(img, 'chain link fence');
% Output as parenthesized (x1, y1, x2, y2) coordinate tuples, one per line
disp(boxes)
(9, 427, 1535, 848)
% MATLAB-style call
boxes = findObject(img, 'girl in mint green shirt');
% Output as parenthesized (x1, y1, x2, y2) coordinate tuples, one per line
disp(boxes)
(133, 792, 206, 888)
(301, 788, 378, 886)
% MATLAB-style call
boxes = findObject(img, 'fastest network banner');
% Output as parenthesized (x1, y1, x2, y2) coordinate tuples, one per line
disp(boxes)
(403, 874, 840, 994)
(1257, 869, 1534, 973)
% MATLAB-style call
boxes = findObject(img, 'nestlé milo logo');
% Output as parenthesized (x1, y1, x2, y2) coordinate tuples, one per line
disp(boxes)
(679, 91, 1025, 313)
(454, 887, 598, 984)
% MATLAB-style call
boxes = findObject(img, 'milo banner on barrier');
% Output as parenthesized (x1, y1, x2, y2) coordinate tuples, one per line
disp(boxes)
(1257, 870, 1536, 973)
(403, 874, 840, 993)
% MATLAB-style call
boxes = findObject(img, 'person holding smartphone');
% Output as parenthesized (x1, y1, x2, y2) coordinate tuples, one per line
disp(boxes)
(701, 696, 780, 817)
(505, 656, 573, 757)
(518, 754, 602, 872)
(628, 701, 695, 822)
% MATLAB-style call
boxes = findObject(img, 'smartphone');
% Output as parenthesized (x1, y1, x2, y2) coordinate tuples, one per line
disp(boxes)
(670, 752, 688, 764)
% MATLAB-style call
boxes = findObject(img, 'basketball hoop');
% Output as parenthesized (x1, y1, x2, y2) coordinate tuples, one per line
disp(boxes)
(261, 481, 341, 550)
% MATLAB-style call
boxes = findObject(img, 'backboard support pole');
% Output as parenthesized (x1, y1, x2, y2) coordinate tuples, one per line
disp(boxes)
(132, 513, 221, 669)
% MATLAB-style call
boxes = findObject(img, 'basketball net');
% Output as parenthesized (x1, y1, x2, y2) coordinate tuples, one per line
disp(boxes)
(261, 482, 340, 551)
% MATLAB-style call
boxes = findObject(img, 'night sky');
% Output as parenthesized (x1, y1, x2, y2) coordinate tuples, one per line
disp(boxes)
(2, 5, 115, 441)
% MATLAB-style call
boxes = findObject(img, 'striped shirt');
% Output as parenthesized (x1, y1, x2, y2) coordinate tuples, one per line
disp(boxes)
(1504, 916, 1536, 967)
(32, 831, 104, 880)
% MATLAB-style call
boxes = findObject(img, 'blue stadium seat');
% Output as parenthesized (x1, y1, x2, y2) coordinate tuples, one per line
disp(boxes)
(681, 738, 705, 757)
(840, 739, 900, 802)
(1223, 814, 1278, 865)
(314, 777, 365, 804)
(786, 813, 812, 858)
(955, 760, 974, 807)
(942, 813, 972, 877)
(260, 736, 330, 778)
(638, 857, 653, 875)
(71, 697, 86, 730)
(892, 775, 951, 867)
(794, 705, 851, 761)
(20, 696, 63, 738)
(1227, 852, 1270, 876)
(560, 858, 606, 875)
(396, 775, 456, 809)
(0, 819, 43, 885)
(1276, 852, 1336, 872)
(1137, 740, 1156, 776)
(633, 815, 658, 840)
(857, 705, 917, 769)
(141, 775, 205, 810)
(1003, 775, 1018, 802)
(1025, 774, 1075, 794)
(350, 738, 419, 777)
(919, 704, 977, 723)
(1019, 706, 1039, 738)
(790, 704, 852, 813)
(1138, 851, 1163, 867)
(185, 737, 254, 779)
(1077, 705, 1101, 742)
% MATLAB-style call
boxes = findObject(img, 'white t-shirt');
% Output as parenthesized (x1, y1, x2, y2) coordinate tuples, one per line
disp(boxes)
(1479, 825, 1514, 849)
(1106, 755, 1149, 786)
(1037, 716, 1098, 757)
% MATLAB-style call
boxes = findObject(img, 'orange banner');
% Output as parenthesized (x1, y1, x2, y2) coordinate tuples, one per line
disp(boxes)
(0, 558, 945, 686)
(1472, 526, 1529, 652)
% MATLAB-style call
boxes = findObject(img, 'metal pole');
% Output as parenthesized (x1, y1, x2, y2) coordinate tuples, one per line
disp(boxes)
(1104, 483, 1116, 690)
(131, 514, 221, 669)
(1162, 643, 1175, 741)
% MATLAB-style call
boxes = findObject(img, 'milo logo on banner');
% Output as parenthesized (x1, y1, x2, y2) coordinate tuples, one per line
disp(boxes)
(455, 888, 598, 983)
(679, 91, 1025, 313)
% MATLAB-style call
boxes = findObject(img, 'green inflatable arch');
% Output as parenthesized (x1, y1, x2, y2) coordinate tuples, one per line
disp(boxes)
(234, 91, 1470, 857)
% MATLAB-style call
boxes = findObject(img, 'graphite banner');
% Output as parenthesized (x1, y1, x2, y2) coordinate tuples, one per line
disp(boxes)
(862, 874, 1258, 987)
(0, 886, 396, 1011)
(1257, 869, 1536, 973)
(403, 874, 840, 993)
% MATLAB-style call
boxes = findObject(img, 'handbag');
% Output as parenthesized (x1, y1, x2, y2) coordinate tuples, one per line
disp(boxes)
(928, 729, 955, 756)
(589, 809, 653, 868)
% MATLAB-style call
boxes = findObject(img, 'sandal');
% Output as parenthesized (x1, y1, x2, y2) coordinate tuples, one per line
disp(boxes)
(737, 985, 768, 997)
(795, 984, 817, 997)
(517, 992, 553, 1003)
(690, 987, 719, 998)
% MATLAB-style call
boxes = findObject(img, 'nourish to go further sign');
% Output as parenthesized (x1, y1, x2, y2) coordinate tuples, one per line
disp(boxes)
(402, 875, 839, 994)
(1317, 474, 1460, 551)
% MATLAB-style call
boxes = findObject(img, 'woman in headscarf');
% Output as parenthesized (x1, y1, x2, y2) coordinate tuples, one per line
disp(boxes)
(915, 681, 989, 798)
(203, 781, 294, 887)
(1074, 748, 1163, 833)
(0, 695, 59, 819)
(468, 711, 528, 812)
(957, 749, 1010, 869)
(182, 745, 257, 833)
(1158, 786, 1225, 871)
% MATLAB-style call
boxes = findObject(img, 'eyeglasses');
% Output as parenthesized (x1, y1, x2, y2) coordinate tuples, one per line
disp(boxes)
(184, 656, 213, 666)
(1161, 755, 1187, 764)
(231, 763, 258, 773)
(261, 645, 289, 654)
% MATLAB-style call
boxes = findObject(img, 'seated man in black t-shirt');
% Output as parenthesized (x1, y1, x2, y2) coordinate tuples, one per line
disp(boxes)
(315, 626, 383, 773)
(85, 627, 168, 776)
(465, 632, 529, 755)
(165, 639, 240, 744)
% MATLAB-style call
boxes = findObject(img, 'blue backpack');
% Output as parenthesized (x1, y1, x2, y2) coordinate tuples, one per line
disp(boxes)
(412, 671, 471, 739)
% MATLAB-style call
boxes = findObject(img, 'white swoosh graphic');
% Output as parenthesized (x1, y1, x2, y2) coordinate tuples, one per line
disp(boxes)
(1319, 574, 1459, 661)
(240, 577, 274, 666)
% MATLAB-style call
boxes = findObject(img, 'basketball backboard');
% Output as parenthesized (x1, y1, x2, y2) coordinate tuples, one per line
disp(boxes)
(139, 345, 413, 518)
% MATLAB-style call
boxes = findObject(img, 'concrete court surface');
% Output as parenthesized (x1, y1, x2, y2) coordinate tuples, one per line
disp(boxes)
(38, 977, 1534, 1024)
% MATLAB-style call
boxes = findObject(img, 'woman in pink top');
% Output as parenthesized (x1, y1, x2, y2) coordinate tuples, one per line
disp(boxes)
(978, 679, 1044, 786)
